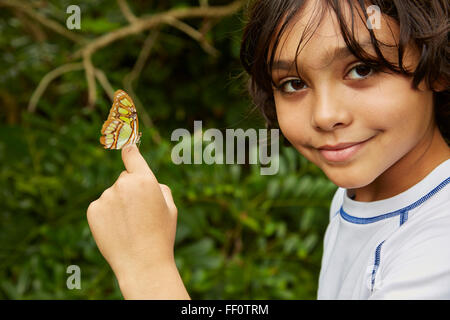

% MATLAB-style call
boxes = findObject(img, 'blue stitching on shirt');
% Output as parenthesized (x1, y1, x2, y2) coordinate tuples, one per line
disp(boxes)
(333, 209, 340, 217)
(370, 211, 407, 293)
(371, 240, 385, 292)
(340, 177, 450, 224)
(400, 210, 408, 226)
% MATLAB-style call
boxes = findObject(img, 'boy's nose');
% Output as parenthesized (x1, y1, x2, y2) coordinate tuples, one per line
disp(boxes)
(311, 91, 352, 131)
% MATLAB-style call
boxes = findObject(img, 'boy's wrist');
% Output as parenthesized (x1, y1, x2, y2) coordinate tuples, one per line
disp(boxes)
(117, 260, 190, 300)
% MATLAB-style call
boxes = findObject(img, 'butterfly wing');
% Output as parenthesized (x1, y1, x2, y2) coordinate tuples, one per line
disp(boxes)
(100, 90, 141, 150)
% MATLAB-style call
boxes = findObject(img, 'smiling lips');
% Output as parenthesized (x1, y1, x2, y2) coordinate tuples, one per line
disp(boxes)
(318, 137, 373, 162)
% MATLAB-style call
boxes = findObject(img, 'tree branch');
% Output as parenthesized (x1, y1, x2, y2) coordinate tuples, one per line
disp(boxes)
(15, 1, 244, 113)
(28, 62, 84, 112)
(83, 52, 97, 108)
(0, 0, 86, 44)
(164, 16, 219, 57)
(125, 31, 160, 86)
(13, 9, 47, 42)
(117, 0, 137, 24)
(74, 0, 244, 58)
(123, 31, 162, 144)
(94, 69, 115, 102)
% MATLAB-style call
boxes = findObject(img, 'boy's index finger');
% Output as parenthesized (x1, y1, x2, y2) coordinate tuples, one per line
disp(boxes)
(121, 144, 154, 177)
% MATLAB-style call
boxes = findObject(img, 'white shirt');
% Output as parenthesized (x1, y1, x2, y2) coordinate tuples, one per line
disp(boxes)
(317, 159, 450, 299)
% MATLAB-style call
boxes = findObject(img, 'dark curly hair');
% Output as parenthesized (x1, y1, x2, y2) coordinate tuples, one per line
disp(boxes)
(240, 0, 449, 143)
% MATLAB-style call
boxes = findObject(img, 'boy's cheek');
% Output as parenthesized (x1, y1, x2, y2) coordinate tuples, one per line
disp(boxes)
(277, 119, 320, 163)
(296, 145, 322, 168)
(282, 130, 314, 158)
(277, 114, 308, 144)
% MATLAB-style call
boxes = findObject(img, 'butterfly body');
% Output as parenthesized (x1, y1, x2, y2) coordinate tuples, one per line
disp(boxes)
(100, 90, 142, 149)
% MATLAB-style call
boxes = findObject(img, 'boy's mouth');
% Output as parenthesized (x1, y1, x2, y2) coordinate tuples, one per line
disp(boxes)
(317, 136, 374, 162)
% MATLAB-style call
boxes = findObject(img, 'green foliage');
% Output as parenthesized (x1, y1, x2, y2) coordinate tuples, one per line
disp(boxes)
(0, 0, 336, 299)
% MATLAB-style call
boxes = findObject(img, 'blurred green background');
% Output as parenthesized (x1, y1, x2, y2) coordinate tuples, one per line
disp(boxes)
(0, 0, 336, 299)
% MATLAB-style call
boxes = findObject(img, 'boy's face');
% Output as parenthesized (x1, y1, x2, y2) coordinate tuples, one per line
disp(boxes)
(271, 1, 435, 189)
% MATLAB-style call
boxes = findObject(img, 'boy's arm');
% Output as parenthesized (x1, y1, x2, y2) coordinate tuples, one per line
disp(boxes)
(87, 144, 190, 300)
(118, 262, 190, 300)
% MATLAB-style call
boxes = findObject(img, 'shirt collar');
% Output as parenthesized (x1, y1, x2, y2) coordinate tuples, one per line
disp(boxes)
(341, 159, 450, 221)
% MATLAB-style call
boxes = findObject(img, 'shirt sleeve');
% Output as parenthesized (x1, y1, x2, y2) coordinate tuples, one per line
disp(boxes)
(369, 219, 450, 300)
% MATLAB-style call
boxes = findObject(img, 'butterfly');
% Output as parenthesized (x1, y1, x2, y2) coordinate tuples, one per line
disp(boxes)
(100, 89, 142, 149)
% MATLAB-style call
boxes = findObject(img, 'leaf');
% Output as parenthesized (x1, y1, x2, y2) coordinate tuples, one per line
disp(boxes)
(267, 179, 280, 199)
(81, 18, 121, 33)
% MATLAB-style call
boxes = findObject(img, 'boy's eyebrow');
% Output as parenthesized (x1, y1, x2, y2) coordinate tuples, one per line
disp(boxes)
(272, 40, 376, 71)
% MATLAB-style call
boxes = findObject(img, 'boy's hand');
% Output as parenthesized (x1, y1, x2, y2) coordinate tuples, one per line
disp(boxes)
(86, 144, 184, 298)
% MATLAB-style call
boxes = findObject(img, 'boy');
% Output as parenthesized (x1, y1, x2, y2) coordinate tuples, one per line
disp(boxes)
(87, 0, 449, 299)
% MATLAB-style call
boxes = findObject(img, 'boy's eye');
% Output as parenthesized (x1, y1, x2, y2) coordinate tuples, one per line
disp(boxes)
(275, 63, 378, 94)
(347, 63, 374, 80)
(277, 79, 307, 94)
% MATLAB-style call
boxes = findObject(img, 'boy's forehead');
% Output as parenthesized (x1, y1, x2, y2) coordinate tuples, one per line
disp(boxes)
(269, 0, 340, 58)
(270, 0, 402, 70)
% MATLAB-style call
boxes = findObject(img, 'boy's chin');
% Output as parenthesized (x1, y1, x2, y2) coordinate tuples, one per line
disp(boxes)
(321, 166, 376, 190)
